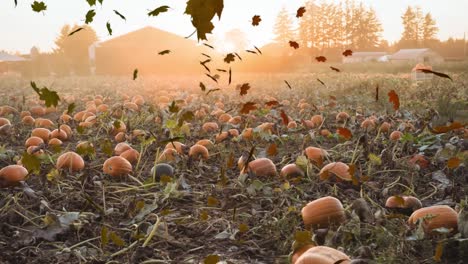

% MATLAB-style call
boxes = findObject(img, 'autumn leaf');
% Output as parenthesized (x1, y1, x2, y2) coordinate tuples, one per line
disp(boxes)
(199, 82, 206, 92)
(133, 69, 138, 80)
(315, 56, 327, 62)
(317, 78, 326, 86)
(447, 157, 461, 169)
(289, 41, 299, 49)
(200, 60, 211, 72)
(216, 68, 227, 72)
(330, 66, 341, 72)
(375, 84, 379, 101)
(168, 101, 179, 113)
(430, 122, 465, 134)
(86, 0, 96, 6)
(113, 10, 126, 20)
(239, 223, 249, 233)
(246, 50, 257, 54)
(280, 110, 289, 126)
(185, 0, 223, 41)
(284, 80, 292, 89)
(109, 232, 125, 247)
(206, 88, 220, 95)
(203, 43, 215, 49)
(252, 15, 261, 26)
(342, 49, 353, 56)
(388, 90, 400, 111)
(267, 143, 278, 157)
(265, 100, 279, 107)
(204, 255, 220, 264)
(434, 241, 444, 262)
(207, 196, 219, 207)
(239, 83, 250, 96)
(224, 53, 235, 63)
(254, 46, 262, 54)
(85, 9, 96, 24)
(240, 102, 257, 114)
(206, 73, 218, 83)
(68, 27, 84, 36)
(158, 50, 171, 55)
(337, 127, 352, 140)
(234, 52, 242, 61)
(31, 1, 47, 12)
(21, 152, 41, 173)
(419, 69, 452, 81)
(30, 82, 60, 107)
(106, 22, 112, 35)
(228, 67, 232, 85)
(296, 7, 306, 18)
(148, 5, 170, 17)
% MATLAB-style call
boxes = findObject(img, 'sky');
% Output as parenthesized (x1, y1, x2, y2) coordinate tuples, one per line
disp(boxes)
(1, 0, 467, 54)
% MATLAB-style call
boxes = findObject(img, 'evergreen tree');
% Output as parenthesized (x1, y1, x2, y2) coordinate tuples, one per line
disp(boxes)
(274, 7, 295, 46)
(422, 13, 438, 42)
(401, 6, 417, 47)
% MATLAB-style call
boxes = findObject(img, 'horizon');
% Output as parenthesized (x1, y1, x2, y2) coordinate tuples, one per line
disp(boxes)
(1, 0, 468, 54)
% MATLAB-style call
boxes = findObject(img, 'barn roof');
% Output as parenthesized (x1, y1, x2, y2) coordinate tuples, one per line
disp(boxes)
(0, 51, 28, 62)
(347, 52, 387, 58)
(390, 49, 433, 60)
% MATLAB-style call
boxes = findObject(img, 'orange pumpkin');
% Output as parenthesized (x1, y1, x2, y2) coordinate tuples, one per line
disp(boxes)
(103, 156, 133, 177)
(295, 246, 351, 264)
(244, 158, 277, 177)
(114, 142, 132, 155)
(408, 205, 458, 234)
(304, 147, 329, 164)
(189, 144, 209, 160)
(56, 152, 85, 172)
(0, 165, 28, 188)
(202, 122, 219, 133)
(390, 131, 403, 141)
(301, 196, 346, 228)
(120, 148, 140, 164)
(31, 128, 51, 142)
(25, 136, 44, 148)
(319, 162, 351, 181)
(280, 164, 304, 178)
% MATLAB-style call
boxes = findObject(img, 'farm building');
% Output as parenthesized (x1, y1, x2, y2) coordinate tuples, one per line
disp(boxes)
(390, 48, 444, 64)
(91, 26, 204, 75)
(342, 52, 388, 63)
(0, 51, 28, 74)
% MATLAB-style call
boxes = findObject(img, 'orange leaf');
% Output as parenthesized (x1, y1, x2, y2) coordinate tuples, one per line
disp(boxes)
(265, 100, 279, 107)
(431, 122, 464, 134)
(296, 7, 306, 18)
(434, 241, 444, 262)
(280, 110, 289, 126)
(342, 49, 353, 56)
(252, 15, 261, 26)
(240, 102, 257, 114)
(348, 164, 358, 186)
(388, 90, 400, 110)
(239, 83, 250, 96)
(337, 127, 352, 140)
(289, 41, 299, 49)
(207, 196, 219, 207)
(267, 143, 278, 157)
(447, 157, 460, 169)
(315, 56, 327, 62)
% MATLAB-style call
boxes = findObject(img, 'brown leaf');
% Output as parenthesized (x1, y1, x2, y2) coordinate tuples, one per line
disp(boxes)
(296, 6, 306, 18)
(240, 102, 257, 114)
(289, 41, 299, 49)
(330, 66, 341, 72)
(342, 49, 353, 57)
(284, 80, 292, 89)
(204, 255, 220, 264)
(434, 241, 444, 262)
(266, 143, 278, 157)
(280, 110, 289, 126)
(252, 15, 261, 26)
(419, 69, 453, 81)
(207, 196, 219, 207)
(447, 157, 461, 169)
(388, 89, 400, 111)
(337, 127, 352, 140)
(224, 53, 235, 63)
(430, 122, 464, 134)
(265, 100, 279, 107)
(315, 56, 327, 62)
(375, 84, 379, 101)
(239, 83, 250, 96)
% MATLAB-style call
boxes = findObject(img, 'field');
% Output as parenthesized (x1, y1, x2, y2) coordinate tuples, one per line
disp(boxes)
(0, 69, 467, 264)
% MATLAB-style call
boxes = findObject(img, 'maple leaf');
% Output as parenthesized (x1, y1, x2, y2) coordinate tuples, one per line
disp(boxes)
(337, 127, 352, 140)
(388, 89, 400, 111)
(114, 10, 126, 20)
(68, 27, 84, 36)
(330, 66, 341, 72)
(289, 41, 299, 49)
(30, 82, 60, 107)
(252, 15, 261, 26)
(86, 0, 96, 6)
(133, 69, 138, 80)
(106, 22, 112, 35)
(447, 157, 461, 169)
(67, 103, 76, 114)
(31, 1, 46, 12)
(148, 5, 170, 16)
(267, 143, 278, 156)
(342, 49, 353, 57)
(85, 9, 96, 24)
(185, 0, 224, 41)
(419, 69, 453, 81)
(296, 7, 306, 18)
(178, 111, 194, 127)
(21, 152, 41, 173)
(200, 82, 206, 92)
(280, 110, 289, 126)
(240, 102, 257, 114)
(158, 50, 171, 55)
(224, 53, 235, 63)
(316, 56, 327, 62)
(168, 101, 180, 113)
(239, 83, 250, 96)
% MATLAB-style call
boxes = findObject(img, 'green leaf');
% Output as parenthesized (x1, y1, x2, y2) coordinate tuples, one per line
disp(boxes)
(148, 5, 170, 17)
(113, 10, 126, 20)
(30, 82, 60, 107)
(31, 1, 47, 12)
(106, 22, 112, 35)
(101, 226, 109, 246)
(185, 0, 224, 41)
(168, 101, 179, 113)
(100, 139, 113, 156)
(21, 152, 41, 173)
(67, 103, 76, 114)
(86, 0, 96, 6)
(85, 9, 96, 24)
(178, 111, 194, 127)
(109, 232, 125, 247)
(97, 0, 103, 4)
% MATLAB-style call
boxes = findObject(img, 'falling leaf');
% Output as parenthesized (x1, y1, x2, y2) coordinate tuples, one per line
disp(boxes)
(206, 73, 218, 83)
(106, 22, 112, 35)
(148, 5, 170, 17)
(203, 43, 215, 49)
(168, 101, 180, 113)
(158, 50, 171, 55)
(199, 82, 206, 92)
(216, 68, 227, 72)
(185, 0, 223, 41)
(434, 241, 444, 262)
(375, 84, 379, 101)
(85, 9, 96, 24)
(224, 53, 235, 63)
(204, 255, 220, 264)
(240, 102, 257, 114)
(228, 67, 232, 85)
(14, 0, 17, 7)
(246, 50, 257, 54)
(207, 196, 219, 207)
(284, 80, 292, 89)
(289, 41, 299, 49)
(30, 82, 60, 107)
(342, 49, 353, 57)
(68, 27, 84, 36)
(177, 111, 194, 127)
(239, 83, 250, 96)
(31, 1, 47, 12)
(317, 78, 326, 86)
(113, 10, 126, 21)
(252, 15, 262, 26)
(337, 127, 352, 140)
(296, 7, 306, 17)
(67, 103, 76, 115)
(388, 90, 400, 111)
(265, 100, 279, 107)
(109, 232, 125, 247)
(348, 164, 359, 186)
(234, 53, 242, 61)
(267, 143, 278, 157)
(294, 230, 312, 244)
(330, 66, 341, 72)
(430, 122, 465, 134)
(447, 157, 461, 169)
(133, 69, 138, 80)
(280, 110, 289, 126)
(86, 0, 96, 6)
(200, 61, 211, 72)
(254, 46, 262, 54)
(239, 223, 249, 233)
(316, 56, 327, 62)
(419, 69, 452, 81)
(206, 89, 220, 95)
(201, 53, 211, 59)
(21, 152, 41, 173)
